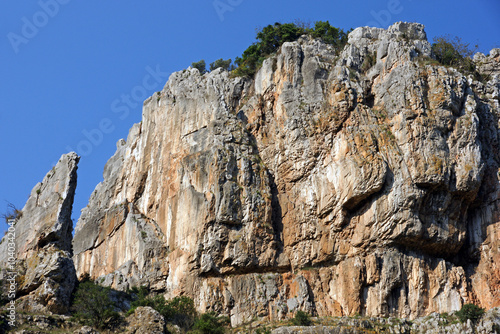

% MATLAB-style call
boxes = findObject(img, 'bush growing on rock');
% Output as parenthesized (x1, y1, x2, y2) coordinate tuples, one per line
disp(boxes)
(210, 58, 233, 71)
(431, 35, 479, 78)
(455, 303, 485, 323)
(166, 296, 197, 329)
(71, 278, 121, 329)
(128, 292, 197, 331)
(127, 285, 149, 304)
(291, 310, 312, 326)
(127, 289, 231, 333)
(233, 21, 350, 77)
(193, 311, 229, 334)
(192, 60, 207, 74)
(309, 20, 349, 50)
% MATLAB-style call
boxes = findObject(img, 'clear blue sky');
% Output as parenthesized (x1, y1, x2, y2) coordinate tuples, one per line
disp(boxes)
(1, 0, 499, 235)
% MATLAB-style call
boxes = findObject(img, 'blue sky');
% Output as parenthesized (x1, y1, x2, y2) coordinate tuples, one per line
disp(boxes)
(1, 0, 499, 236)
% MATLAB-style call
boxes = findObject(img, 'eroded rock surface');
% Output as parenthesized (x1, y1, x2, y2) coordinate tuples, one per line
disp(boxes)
(0, 152, 79, 314)
(73, 22, 500, 325)
(271, 308, 500, 334)
(474, 48, 500, 79)
(124, 306, 166, 334)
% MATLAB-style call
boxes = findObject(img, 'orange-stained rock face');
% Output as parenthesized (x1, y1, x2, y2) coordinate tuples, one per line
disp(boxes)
(73, 22, 500, 325)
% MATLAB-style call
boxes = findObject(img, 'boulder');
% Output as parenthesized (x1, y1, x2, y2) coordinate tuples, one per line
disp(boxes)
(125, 306, 166, 334)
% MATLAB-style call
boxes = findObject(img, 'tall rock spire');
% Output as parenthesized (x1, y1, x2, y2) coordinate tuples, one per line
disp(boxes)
(0, 152, 79, 314)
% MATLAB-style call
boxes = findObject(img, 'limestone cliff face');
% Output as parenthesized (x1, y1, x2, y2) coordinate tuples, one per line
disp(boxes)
(0, 152, 79, 314)
(73, 22, 500, 325)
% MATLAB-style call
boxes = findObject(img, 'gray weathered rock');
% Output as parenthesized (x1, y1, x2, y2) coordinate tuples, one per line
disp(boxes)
(410, 308, 500, 334)
(271, 308, 500, 334)
(0, 152, 79, 314)
(474, 48, 500, 79)
(125, 306, 166, 334)
(73, 326, 100, 334)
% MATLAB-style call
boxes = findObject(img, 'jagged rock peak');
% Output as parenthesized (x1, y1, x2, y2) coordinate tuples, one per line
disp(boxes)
(0, 152, 79, 314)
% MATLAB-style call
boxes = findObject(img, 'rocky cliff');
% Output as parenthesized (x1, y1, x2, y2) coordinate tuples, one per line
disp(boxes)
(72, 22, 500, 325)
(0, 152, 79, 314)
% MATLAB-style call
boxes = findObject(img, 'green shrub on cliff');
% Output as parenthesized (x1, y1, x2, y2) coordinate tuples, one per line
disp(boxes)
(455, 303, 485, 323)
(431, 35, 478, 78)
(128, 293, 197, 330)
(210, 58, 234, 71)
(291, 310, 312, 326)
(193, 311, 229, 334)
(233, 21, 350, 77)
(127, 289, 228, 333)
(189, 21, 349, 78)
(71, 279, 121, 329)
(192, 60, 207, 74)
(165, 296, 197, 329)
(310, 21, 349, 49)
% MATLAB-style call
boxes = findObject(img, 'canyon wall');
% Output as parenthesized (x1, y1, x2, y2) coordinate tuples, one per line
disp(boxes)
(72, 22, 500, 325)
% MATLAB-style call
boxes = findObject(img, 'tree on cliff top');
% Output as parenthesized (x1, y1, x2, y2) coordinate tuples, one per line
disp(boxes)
(192, 60, 207, 74)
(233, 21, 350, 77)
(310, 21, 349, 50)
(210, 58, 233, 72)
(432, 35, 479, 78)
